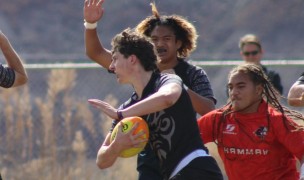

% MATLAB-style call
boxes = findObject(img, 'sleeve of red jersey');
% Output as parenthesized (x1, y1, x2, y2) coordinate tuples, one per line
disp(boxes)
(197, 113, 215, 144)
(273, 115, 304, 160)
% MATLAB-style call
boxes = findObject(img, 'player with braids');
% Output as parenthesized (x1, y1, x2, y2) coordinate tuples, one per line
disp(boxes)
(198, 63, 304, 180)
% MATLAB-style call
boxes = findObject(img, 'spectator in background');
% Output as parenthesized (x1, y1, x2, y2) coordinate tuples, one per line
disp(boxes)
(239, 34, 283, 95)
(0, 30, 28, 88)
(288, 72, 304, 107)
(88, 28, 223, 180)
(198, 64, 304, 180)
(84, 1, 218, 179)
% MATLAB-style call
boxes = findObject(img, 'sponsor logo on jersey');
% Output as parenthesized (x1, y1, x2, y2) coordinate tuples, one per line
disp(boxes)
(224, 147, 269, 155)
(223, 124, 237, 135)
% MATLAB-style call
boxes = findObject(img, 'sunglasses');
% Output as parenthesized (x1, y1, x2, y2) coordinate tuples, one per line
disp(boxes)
(243, 50, 259, 56)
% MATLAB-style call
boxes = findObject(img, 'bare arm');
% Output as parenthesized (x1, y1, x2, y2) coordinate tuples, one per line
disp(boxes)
(96, 122, 145, 169)
(84, 0, 112, 69)
(161, 69, 215, 116)
(0, 31, 28, 87)
(88, 82, 182, 119)
(186, 89, 215, 116)
(287, 81, 304, 107)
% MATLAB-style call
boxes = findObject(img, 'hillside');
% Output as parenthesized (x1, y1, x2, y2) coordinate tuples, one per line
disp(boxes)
(1, 0, 304, 62)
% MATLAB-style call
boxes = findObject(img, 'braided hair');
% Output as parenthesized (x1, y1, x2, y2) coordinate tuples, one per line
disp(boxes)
(135, 2, 198, 58)
(214, 64, 304, 146)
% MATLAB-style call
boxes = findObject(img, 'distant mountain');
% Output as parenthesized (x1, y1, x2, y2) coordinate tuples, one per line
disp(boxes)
(1, 0, 304, 62)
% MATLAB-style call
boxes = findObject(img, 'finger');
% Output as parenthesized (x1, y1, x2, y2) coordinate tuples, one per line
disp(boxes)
(132, 139, 148, 148)
(117, 121, 125, 133)
(84, 0, 89, 6)
(97, 0, 105, 6)
(128, 122, 139, 135)
(88, 99, 103, 105)
(133, 130, 145, 139)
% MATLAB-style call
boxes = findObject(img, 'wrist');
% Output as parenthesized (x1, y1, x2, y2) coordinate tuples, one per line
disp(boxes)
(117, 110, 124, 120)
(84, 20, 98, 30)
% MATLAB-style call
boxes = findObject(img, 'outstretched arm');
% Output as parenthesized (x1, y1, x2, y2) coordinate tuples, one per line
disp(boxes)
(0, 31, 28, 87)
(88, 82, 182, 119)
(83, 0, 112, 69)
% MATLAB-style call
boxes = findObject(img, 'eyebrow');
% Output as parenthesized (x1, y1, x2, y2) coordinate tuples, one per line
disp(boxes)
(228, 82, 246, 86)
(151, 34, 174, 38)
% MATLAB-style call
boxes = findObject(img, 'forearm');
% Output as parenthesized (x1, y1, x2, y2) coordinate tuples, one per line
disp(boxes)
(85, 29, 112, 68)
(96, 144, 120, 169)
(122, 84, 182, 117)
(288, 98, 304, 107)
(96, 134, 120, 169)
(187, 89, 215, 116)
(288, 83, 304, 107)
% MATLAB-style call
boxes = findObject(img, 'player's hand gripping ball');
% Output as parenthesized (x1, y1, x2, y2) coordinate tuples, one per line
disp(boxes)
(110, 116, 149, 158)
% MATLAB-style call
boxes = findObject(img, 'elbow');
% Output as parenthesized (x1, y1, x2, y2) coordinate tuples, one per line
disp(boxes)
(287, 99, 294, 106)
(20, 75, 28, 85)
(162, 92, 180, 107)
(96, 156, 113, 169)
(288, 99, 300, 107)
(12, 75, 28, 87)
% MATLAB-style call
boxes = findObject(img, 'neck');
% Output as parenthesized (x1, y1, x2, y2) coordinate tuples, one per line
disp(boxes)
(132, 71, 153, 99)
(236, 99, 262, 114)
(157, 57, 179, 71)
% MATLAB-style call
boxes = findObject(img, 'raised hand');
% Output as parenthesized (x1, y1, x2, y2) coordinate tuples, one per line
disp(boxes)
(83, 0, 105, 23)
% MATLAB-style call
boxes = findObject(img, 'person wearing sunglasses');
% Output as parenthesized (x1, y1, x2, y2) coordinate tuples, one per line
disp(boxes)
(239, 34, 283, 95)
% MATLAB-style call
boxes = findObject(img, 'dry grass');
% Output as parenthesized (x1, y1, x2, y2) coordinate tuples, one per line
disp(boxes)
(0, 69, 137, 180)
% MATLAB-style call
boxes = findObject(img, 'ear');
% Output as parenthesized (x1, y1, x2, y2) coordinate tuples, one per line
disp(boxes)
(176, 40, 182, 49)
(129, 54, 137, 64)
(256, 84, 263, 96)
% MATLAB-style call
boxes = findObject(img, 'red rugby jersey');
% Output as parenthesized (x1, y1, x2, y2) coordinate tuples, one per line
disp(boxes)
(198, 101, 304, 180)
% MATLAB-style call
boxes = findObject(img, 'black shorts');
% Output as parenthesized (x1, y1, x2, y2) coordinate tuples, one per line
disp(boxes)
(169, 156, 223, 180)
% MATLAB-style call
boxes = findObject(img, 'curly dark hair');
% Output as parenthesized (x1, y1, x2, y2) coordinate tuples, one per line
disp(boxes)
(111, 28, 158, 71)
(135, 2, 198, 58)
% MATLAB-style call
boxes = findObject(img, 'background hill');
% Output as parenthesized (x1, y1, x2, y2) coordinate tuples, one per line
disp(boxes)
(1, 0, 304, 62)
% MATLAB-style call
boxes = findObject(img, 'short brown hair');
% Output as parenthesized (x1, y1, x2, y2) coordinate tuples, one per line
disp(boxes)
(111, 28, 158, 71)
(238, 34, 262, 50)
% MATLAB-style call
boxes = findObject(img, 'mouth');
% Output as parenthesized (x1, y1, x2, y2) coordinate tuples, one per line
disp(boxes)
(156, 48, 167, 56)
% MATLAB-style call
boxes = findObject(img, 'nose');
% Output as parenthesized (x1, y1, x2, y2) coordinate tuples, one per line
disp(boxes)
(154, 39, 164, 47)
(229, 87, 239, 98)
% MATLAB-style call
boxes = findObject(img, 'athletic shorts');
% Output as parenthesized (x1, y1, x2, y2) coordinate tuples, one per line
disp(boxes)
(169, 156, 223, 180)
